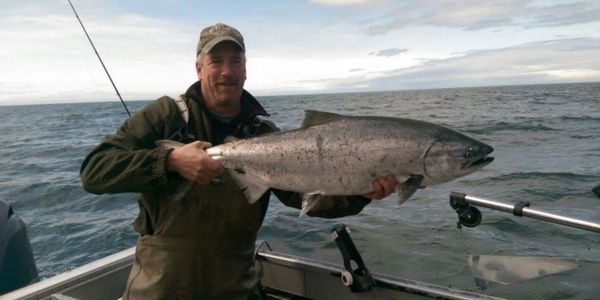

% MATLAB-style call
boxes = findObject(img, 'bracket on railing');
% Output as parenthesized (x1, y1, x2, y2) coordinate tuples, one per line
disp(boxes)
(330, 224, 375, 293)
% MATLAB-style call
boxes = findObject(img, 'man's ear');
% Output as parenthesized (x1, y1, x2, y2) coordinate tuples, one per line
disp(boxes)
(195, 62, 202, 80)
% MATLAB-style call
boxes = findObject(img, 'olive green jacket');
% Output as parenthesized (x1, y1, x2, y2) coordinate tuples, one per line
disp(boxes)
(80, 81, 371, 299)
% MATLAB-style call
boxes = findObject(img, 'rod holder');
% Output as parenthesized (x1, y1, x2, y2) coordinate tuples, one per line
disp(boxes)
(450, 192, 600, 233)
(330, 224, 375, 293)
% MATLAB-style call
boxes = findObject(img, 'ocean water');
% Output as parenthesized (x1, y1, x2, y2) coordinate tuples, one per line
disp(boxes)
(1, 82, 599, 299)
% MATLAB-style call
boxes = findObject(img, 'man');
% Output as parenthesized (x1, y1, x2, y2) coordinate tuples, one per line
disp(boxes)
(80, 23, 398, 299)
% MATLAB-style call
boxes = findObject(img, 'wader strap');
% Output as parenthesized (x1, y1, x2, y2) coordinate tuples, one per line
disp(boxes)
(174, 95, 189, 124)
(168, 95, 196, 142)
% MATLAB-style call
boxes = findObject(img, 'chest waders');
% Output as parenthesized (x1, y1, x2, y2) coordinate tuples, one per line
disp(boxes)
(123, 96, 266, 299)
(123, 173, 263, 299)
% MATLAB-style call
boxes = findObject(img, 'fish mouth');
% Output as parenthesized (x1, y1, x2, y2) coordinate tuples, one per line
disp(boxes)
(463, 144, 494, 170)
(467, 156, 494, 169)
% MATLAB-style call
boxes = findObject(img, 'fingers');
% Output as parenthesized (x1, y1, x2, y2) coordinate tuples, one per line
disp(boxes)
(165, 140, 224, 184)
(189, 141, 224, 182)
(378, 175, 399, 195)
(195, 155, 224, 184)
(190, 140, 213, 150)
(365, 175, 399, 200)
(193, 167, 220, 185)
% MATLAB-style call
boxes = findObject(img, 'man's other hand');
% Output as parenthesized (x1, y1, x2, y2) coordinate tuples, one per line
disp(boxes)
(365, 175, 399, 200)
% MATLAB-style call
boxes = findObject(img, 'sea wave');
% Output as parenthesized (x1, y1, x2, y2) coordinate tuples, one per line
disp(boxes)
(464, 121, 558, 134)
(461, 172, 599, 202)
(560, 115, 600, 122)
(485, 171, 591, 181)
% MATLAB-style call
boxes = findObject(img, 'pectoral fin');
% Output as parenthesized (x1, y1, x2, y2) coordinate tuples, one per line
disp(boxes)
(227, 168, 270, 204)
(300, 192, 327, 216)
(396, 175, 424, 205)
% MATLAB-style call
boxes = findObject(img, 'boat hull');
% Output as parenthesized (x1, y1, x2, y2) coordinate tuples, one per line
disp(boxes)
(2, 246, 504, 300)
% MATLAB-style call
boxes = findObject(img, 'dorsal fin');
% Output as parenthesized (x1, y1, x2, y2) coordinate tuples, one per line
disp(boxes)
(301, 110, 345, 128)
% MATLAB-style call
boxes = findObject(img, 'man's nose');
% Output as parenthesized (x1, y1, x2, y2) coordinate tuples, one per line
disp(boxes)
(220, 62, 235, 76)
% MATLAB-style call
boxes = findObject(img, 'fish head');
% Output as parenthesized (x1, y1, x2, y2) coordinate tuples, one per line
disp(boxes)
(423, 134, 494, 184)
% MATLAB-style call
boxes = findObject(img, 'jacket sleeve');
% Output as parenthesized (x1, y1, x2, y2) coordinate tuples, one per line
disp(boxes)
(272, 189, 372, 218)
(80, 97, 184, 195)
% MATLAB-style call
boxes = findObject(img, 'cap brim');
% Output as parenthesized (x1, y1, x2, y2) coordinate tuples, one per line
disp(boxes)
(200, 36, 244, 55)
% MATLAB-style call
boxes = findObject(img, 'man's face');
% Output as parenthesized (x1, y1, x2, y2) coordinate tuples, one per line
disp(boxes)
(197, 42, 246, 117)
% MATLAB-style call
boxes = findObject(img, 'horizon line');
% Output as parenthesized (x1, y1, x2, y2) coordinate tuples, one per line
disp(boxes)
(1, 80, 598, 107)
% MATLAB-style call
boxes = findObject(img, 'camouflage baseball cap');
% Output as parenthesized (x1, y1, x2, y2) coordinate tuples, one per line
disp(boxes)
(196, 23, 245, 56)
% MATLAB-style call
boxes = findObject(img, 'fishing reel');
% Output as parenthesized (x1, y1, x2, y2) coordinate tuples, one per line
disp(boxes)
(449, 192, 482, 228)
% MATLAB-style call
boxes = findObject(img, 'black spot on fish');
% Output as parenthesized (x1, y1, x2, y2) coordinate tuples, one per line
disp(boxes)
(379, 154, 388, 163)
(235, 168, 246, 174)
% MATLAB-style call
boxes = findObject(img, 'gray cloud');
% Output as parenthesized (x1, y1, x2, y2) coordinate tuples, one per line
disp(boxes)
(310, 0, 389, 8)
(369, 48, 408, 57)
(524, 2, 600, 28)
(301, 37, 600, 92)
(364, 1, 600, 34)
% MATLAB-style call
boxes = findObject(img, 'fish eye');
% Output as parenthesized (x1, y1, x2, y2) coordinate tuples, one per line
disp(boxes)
(464, 147, 474, 158)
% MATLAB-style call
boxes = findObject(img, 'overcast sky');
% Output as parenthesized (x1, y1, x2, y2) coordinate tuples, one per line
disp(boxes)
(1, 0, 599, 105)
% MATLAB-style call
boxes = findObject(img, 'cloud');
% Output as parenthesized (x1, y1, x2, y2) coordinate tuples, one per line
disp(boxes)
(1, 1, 598, 104)
(310, 0, 388, 7)
(369, 48, 408, 57)
(297, 37, 600, 92)
(524, 1, 600, 28)
(364, 0, 600, 34)
(0, 7, 198, 105)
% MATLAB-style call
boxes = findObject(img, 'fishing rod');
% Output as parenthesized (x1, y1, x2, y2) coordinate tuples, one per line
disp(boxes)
(67, 0, 131, 117)
(449, 192, 600, 233)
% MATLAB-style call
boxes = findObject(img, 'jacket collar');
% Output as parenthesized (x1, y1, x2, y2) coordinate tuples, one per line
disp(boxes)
(184, 81, 269, 122)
